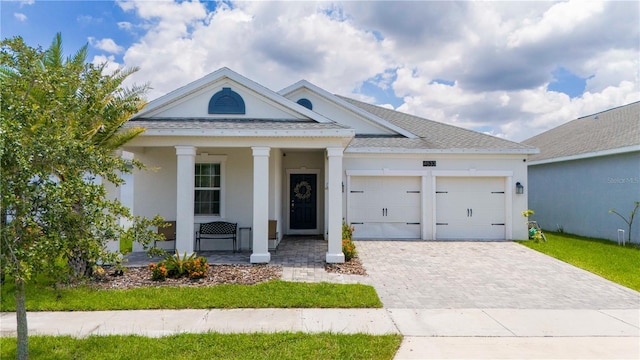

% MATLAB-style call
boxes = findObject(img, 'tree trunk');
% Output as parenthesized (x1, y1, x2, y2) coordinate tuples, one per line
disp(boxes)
(67, 247, 93, 280)
(16, 278, 29, 360)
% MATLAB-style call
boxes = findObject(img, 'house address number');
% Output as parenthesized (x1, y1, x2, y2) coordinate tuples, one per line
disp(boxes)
(423, 160, 437, 167)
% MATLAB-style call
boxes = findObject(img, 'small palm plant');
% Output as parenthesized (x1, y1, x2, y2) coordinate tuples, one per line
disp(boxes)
(609, 201, 639, 245)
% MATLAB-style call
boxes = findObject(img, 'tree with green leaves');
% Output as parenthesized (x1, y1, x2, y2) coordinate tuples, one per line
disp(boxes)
(1, 34, 163, 359)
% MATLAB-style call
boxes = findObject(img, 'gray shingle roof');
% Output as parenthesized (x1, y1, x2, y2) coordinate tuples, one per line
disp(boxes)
(522, 101, 640, 162)
(127, 118, 349, 131)
(338, 96, 536, 152)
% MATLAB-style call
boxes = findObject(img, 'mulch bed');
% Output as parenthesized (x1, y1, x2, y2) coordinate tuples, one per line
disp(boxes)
(325, 257, 367, 276)
(79, 257, 367, 290)
(88, 265, 282, 290)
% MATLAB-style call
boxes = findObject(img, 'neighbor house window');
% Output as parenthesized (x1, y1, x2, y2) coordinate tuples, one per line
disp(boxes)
(194, 163, 221, 215)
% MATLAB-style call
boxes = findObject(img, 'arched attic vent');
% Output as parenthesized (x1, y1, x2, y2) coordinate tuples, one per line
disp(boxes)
(296, 98, 313, 110)
(208, 87, 246, 114)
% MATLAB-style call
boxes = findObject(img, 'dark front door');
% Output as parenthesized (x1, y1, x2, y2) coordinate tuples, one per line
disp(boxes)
(290, 173, 317, 230)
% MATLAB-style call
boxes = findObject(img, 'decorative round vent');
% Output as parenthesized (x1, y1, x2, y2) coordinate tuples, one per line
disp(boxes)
(296, 98, 313, 110)
(208, 87, 246, 114)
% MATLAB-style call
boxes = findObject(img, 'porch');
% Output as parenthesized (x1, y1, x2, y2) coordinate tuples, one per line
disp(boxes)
(120, 143, 348, 264)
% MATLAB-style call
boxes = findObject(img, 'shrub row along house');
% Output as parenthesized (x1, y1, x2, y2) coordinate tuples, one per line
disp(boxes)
(523, 101, 640, 243)
(113, 68, 538, 263)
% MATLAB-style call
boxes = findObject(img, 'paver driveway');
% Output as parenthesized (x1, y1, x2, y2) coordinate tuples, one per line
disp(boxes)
(355, 240, 640, 309)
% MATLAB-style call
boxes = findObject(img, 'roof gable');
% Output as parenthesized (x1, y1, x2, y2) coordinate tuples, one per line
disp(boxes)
(132, 67, 333, 123)
(523, 101, 640, 163)
(279, 80, 418, 139)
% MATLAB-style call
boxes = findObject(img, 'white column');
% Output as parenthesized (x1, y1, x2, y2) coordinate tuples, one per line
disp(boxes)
(326, 147, 345, 263)
(175, 146, 196, 254)
(251, 146, 271, 263)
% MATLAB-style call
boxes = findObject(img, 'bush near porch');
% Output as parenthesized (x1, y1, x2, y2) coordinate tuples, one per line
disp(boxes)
(518, 232, 640, 291)
(342, 222, 357, 261)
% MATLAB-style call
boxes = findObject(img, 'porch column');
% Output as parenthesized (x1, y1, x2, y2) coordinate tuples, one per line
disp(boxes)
(326, 147, 345, 263)
(251, 146, 271, 263)
(175, 146, 196, 254)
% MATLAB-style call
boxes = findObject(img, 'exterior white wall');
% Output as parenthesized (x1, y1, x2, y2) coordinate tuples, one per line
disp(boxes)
(133, 148, 178, 221)
(343, 153, 530, 240)
(285, 89, 396, 135)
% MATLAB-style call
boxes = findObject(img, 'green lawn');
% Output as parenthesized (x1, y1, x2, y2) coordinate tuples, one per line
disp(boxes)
(0, 280, 382, 311)
(0, 333, 402, 360)
(518, 232, 640, 291)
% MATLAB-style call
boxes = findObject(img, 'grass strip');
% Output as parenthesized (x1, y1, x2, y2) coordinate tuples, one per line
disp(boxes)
(0, 333, 402, 360)
(518, 232, 640, 291)
(1, 280, 382, 311)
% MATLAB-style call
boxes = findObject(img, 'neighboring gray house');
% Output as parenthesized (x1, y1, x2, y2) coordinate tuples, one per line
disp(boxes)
(523, 101, 640, 243)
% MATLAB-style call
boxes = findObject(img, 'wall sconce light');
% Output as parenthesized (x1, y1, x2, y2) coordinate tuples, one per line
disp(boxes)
(515, 182, 524, 195)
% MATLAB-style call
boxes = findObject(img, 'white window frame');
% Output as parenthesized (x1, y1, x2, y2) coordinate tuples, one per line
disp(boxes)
(195, 154, 227, 221)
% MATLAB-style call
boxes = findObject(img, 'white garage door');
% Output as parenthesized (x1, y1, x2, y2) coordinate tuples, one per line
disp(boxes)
(348, 176, 421, 239)
(435, 177, 505, 240)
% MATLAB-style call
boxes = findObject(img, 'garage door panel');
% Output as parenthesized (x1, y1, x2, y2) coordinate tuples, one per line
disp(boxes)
(353, 222, 421, 239)
(436, 177, 506, 240)
(349, 176, 421, 239)
(387, 205, 421, 222)
(437, 223, 505, 240)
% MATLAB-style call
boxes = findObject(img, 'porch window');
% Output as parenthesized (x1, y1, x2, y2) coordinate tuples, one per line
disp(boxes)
(194, 163, 221, 215)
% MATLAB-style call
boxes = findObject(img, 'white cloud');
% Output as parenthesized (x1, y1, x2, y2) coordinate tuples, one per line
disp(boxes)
(14, 12, 27, 22)
(89, 37, 125, 54)
(113, 1, 639, 142)
(507, 1, 605, 48)
(92, 55, 122, 76)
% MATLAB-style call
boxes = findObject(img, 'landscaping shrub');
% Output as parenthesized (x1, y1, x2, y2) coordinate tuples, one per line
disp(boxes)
(342, 239, 357, 261)
(342, 221, 357, 261)
(148, 251, 209, 281)
(148, 263, 169, 281)
(342, 221, 354, 240)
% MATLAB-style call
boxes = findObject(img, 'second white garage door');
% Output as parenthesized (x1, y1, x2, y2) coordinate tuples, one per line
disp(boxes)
(435, 177, 506, 240)
(348, 176, 421, 239)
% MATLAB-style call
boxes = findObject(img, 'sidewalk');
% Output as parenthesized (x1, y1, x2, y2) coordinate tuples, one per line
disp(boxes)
(2, 308, 639, 359)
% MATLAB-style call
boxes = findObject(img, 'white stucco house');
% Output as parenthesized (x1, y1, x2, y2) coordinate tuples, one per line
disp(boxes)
(115, 68, 537, 263)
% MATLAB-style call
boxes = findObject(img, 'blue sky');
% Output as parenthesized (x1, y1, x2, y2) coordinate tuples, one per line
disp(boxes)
(2, 0, 639, 141)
